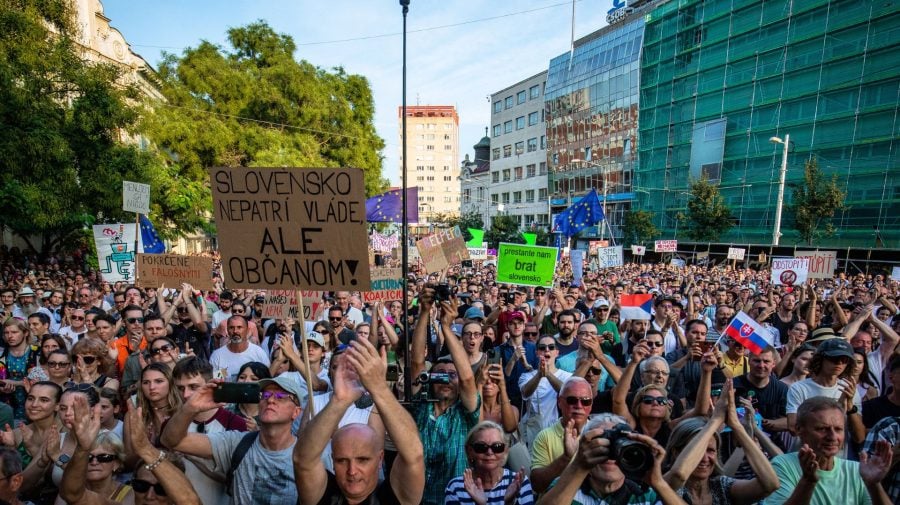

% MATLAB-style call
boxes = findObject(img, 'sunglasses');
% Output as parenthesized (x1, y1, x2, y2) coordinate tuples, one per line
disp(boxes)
(87, 453, 117, 464)
(261, 390, 297, 403)
(47, 361, 70, 369)
(70, 316, 85, 321)
(645, 341, 664, 348)
(470, 442, 506, 454)
(329, 317, 343, 322)
(78, 355, 97, 365)
(537, 344, 556, 351)
(151, 344, 174, 355)
(524, 332, 539, 337)
(640, 395, 669, 406)
(595, 307, 610, 312)
(564, 396, 593, 407)
(587, 366, 603, 375)
(131, 479, 167, 496)
(126, 317, 144, 324)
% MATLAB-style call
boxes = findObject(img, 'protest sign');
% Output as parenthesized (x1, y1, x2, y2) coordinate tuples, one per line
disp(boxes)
(695, 251, 710, 266)
(93, 224, 143, 283)
(496, 243, 558, 287)
(771, 257, 810, 286)
(208, 167, 370, 290)
(467, 246, 487, 260)
(122, 181, 150, 214)
(654, 240, 677, 252)
(415, 226, 469, 273)
(136, 254, 214, 291)
(370, 232, 399, 253)
(892, 266, 900, 282)
(363, 267, 403, 303)
(794, 251, 837, 279)
(261, 290, 322, 320)
(589, 240, 609, 256)
(571, 250, 584, 286)
(598, 246, 624, 268)
(631, 245, 646, 256)
(727, 247, 746, 261)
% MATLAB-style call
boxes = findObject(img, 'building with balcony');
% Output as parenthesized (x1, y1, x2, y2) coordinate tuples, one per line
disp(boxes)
(398, 105, 460, 224)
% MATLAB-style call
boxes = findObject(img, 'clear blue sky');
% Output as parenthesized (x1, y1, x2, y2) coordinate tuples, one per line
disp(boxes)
(102, 0, 610, 185)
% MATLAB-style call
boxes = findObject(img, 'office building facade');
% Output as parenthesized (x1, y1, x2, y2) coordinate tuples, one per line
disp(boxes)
(398, 105, 460, 223)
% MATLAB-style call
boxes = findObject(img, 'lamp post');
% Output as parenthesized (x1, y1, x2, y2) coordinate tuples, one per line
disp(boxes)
(769, 134, 790, 246)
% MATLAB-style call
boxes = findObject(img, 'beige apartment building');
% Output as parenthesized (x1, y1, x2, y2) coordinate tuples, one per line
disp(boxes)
(398, 106, 460, 224)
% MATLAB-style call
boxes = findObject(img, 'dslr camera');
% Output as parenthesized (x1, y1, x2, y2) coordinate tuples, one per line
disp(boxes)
(433, 283, 453, 302)
(598, 423, 654, 480)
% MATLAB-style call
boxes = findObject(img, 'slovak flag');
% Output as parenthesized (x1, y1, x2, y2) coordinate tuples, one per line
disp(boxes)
(724, 311, 769, 355)
(619, 294, 653, 321)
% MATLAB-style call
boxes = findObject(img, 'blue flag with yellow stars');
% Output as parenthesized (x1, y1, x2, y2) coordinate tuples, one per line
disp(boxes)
(553, 189, 605, 237)
(365, 187, 419, 223)
(140, 215, 166, 253)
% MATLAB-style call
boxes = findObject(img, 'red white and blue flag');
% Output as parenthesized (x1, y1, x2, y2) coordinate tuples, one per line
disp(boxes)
(724, 311, 769, 355)
(619, 294, 653, 320)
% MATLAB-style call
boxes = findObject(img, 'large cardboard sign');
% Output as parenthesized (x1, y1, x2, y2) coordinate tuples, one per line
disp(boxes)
(727, 247, 746, 261)
(363, 267, 403, 303)
(93, 224, 143, 283)
(571, 250, 584, 286)
(794, 251, 837, 279)
(496, 243, 558, 288)
(122, 181, 150, 214)
(136, 254, 214, 291)
(598, 246, 624, 268)
(654, 240, 678, 252)
(209, 167, 370, 290)
(261, 290, 322, 320)
(771, 257, 810, 286)
(370, 232, 399, 253)
(891, 266, 900, 282)
(415, 226, 470, 273)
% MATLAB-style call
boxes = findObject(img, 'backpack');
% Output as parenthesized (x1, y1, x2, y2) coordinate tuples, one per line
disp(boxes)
(226, 431, 260, 497)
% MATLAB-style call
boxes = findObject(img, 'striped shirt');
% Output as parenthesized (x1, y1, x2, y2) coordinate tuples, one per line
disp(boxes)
(444, 468, 534, 505)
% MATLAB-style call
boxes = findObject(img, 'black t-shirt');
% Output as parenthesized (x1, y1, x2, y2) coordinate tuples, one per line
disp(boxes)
(315, 470, 401, 505)
(767, 312, 799, 345)
(169, 323, 211, 361)
(862, 396, 900, 429)
(732, 374, 789, 421)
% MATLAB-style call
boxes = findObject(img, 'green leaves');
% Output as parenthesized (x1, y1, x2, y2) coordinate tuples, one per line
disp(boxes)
(683, 178, 733, 242)
(790, 157, 847, 245)
(622, 210, 659, 246)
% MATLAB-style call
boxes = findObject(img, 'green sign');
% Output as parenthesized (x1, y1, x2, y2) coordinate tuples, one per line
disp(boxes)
(496, 243, 558, 288)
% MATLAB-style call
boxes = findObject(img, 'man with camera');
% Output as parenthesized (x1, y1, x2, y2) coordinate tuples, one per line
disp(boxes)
(536, 413, 685, 505)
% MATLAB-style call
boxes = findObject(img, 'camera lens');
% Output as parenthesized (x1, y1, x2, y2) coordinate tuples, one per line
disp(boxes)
(615, 440, 654, 476)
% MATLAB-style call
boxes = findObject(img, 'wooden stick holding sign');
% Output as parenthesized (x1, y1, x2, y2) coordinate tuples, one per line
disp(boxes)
(296, 289, 316, 420)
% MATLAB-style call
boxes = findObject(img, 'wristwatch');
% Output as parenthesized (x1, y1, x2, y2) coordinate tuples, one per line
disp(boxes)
(55, 454, 70, 469)
(846, 405, 859, 415)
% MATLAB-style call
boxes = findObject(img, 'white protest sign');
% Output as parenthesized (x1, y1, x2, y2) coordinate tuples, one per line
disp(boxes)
(892, 266, 900, 282)
(631, 245, 646, 256)
(727, 247, 746, 261)
(654, 240, 677, 252)
(597, 246, 623, 268)
(467, 247, 487, 260)
(93, 224, 144, 283)
(771, 257, 810, 286)
(794, 251, 837, 280)
(122, 181, 150, 214)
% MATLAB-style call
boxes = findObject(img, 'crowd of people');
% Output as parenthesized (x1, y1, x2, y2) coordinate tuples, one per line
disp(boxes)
(0, 245, 897, 505)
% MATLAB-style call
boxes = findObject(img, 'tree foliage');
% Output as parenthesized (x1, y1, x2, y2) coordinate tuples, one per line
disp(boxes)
(484, 215, 522, 249)
(143, 21, 388, 211)
(0, 0, 168, 254)
(622, 210, 659, 246)
(683, 178, 733, 242)
(790, 156, 846, 245)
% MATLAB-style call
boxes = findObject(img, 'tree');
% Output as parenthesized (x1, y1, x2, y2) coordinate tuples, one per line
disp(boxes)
(683, 178, 733, 242)
(622, 210, 659, 246)
(484, 215, 523, 249)
(143, 21, 388, 211)
(429, 211, 484, 242)
(790, 156, 846, 245)
(0, 0, 172, 254)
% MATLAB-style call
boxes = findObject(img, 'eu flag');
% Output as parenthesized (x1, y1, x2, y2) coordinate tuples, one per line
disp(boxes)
(553, 189, 605, 237)
(140, 215, 165, 254)
(365, 187, 419, 223)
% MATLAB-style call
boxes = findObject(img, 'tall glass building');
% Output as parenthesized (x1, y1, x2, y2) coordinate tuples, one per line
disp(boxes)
(545, 9, 650, 243)
(637, 0, 900, 247)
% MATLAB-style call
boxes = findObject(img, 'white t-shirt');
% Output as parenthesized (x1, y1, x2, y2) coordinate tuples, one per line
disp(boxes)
(518, 369, 572, 443)
(58, 326, 86, 348)
(651, 319, 679, 354)
(212, 309, 232, 329)
(786, 377, 862, 456)
(210, 344, 271, 381)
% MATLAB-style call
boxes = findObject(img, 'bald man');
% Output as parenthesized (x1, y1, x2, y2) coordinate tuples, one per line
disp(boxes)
(294, 338, 424, 505)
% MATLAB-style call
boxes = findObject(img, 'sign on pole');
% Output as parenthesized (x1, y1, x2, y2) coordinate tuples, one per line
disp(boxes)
(654, 240, 678, 253)
(771, 257, 810, 286)
(727, 247, 746, 261)
(363, 267, 403, 303)
(794, 251, 837, 279)
(122, 181, 150, 214)
(597, 246, 624, 268)
(631, 245, 646, 256)
(415, 226, 470, 273)
(208, 167, 371, 290)
(93, 224, 143, 283)
(261, 290, 322, 320)
(136, 254, 214, 291)
(496, 243, 558, 288)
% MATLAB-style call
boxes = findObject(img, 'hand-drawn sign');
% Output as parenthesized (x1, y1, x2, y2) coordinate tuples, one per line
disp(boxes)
(780, 270, 797, 286)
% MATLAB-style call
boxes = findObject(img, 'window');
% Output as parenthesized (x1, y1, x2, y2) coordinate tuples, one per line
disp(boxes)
(584, 146, 592, 161)
(504, 121, 513, 133)
(540, 136, 546, 149)
(539, 188, 548, 200)
(492, 172, 500, 183)
(491, 194, 499, 205)
(463, 189, 471, 203)
(516, 117, 525, 130)
(526, 164, 536, 177)
(514, 166, 523, 180)
(502, 193, 510, 204)
(503, 145, 512, 157)
(426, 176, 434, 181)
(505, 96, 513, 108)
(502, 169, 511, 181)
(539, 162, 547, 175)
(443, 165, 450, 171)
(444, 176, 452, 181)
(492, 148, 500, 160)
(426, 145, 434, 150)
(526, 190, 535, 202)
(494, 101, 502, 113)
(426, 134, 435, 140)
(528, 112, 539, 126)
(444, 145, 452, 150)
(493, 125, 501, 137)
(427, 165, 435, 171)
(513, 191, 522, 203)
(527, 138, 538, 152)
(416, 165, 424, 171)
(514, 141, 524, 154)
(416, 176, 424, 182)
(530, 85, 540, 99)
(517, 91, 526, 104)
(444, 196, 452, 203)
(444, 134, 451, 140)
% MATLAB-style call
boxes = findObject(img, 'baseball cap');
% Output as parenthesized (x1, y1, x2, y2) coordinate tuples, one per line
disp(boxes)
(593, 299, 610, 309)
(258, 376, 307, 405)
(508, 311, 527, 322)
(464, 307, 486, 320)
(305, 331, 326, 348)
(815, 338, 854, 360)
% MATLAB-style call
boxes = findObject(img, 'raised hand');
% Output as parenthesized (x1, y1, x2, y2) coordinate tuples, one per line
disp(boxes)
(563, 418, 579, 458)
(125, 403, 154, 460)
(279, 334, 300, 362)
(700, 350, 719, 373)
(183, 380, 225, 414)
(43, 424, 61, 463)
(462, 468, 488, 505)
(631, 342, 651, 363)
(343, 338, 387, 394)
(71, 395, 101, 450)
(859, 439, 893, 486)
(331, 355, 364, 405)
(798, 444, 820, 482)
(712, 379, 732, 421)
(503, 468, 526, 505)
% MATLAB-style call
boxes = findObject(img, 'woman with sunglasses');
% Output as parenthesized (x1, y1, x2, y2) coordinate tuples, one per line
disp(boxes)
(147, 337, 182, 370)
(34, 349, 73, 388)
(26, 334, 69, 383)
(133, 363, 181, 448)
(444, 421, 532, 505)
(71, 338, 119, 392)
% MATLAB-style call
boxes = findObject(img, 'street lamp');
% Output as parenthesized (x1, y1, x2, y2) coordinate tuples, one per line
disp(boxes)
(769, 134, 790, 246)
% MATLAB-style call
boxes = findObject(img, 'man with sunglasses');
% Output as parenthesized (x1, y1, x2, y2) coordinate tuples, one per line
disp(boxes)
(162, 374, 304, 504)
(530, 377, 594, 493)
(58, 308, 87, 347)
(519, 336, 573, 448)
(112, 305, 147, 385)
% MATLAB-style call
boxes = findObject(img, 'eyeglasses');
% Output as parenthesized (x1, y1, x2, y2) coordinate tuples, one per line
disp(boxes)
(587, 366, 603, 375)
(47, 361, 70, 369)
(524, 332, 538, 337)
(329, 317, 343, 322)
(70, 316, 84, 321)
(642, 369, 669, 377)
(645, 341, 664, 348)
(470, 442, 506, 454)
(564, 396, 593, 407)
(595, 307, 610, 312)
(462, 332, 483, 338)
(87, 453, 117, 464)
(66, 383, 96, 394)
(261, 390, 297, 403)
(126, 317, 144, 324)
(151, 344, 174, 355)
(131, 479, 167, 496)
(537, 344, 556, 351)
(78, 355, 97, 365)
(640, 395, 669, 406)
